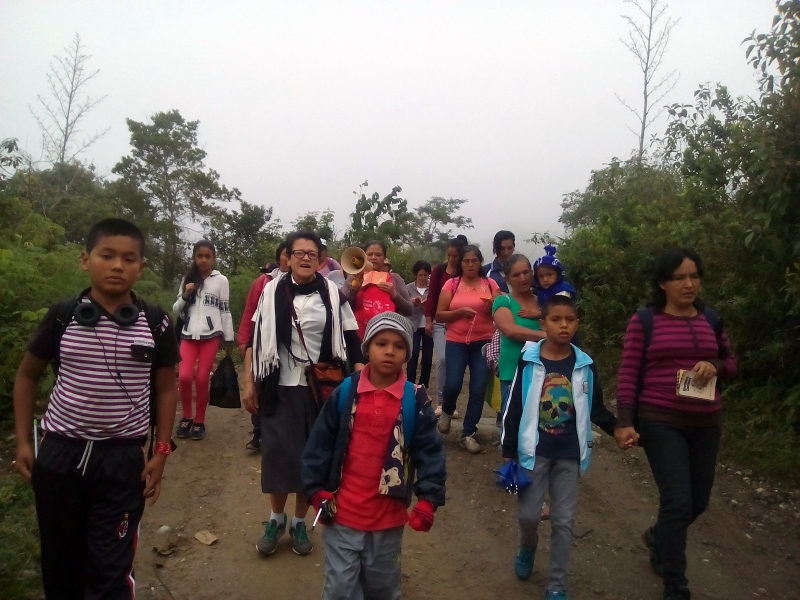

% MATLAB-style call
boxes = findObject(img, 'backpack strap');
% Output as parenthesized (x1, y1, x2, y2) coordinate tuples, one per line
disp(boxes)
(51, 298, 81, 376)
(636, 307, 654, 349)
(401, 382, 418, 446)
(337, 375, 418, 446)
(702, 306, 724, 347)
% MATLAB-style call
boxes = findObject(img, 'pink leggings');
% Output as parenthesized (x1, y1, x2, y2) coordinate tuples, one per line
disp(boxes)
(179, 337, 220, 424)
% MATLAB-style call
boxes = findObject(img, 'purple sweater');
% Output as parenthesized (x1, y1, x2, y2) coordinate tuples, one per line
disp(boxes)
(616, 310, 737, 428)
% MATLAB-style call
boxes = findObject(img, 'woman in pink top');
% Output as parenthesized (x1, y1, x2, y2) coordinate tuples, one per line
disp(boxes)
(435, 245, 501, 453)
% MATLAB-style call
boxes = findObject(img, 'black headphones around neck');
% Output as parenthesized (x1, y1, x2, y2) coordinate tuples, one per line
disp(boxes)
(73, 288, 140, 328)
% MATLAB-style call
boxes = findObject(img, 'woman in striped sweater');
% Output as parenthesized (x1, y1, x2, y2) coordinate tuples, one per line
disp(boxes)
(614, 248, 737, 600)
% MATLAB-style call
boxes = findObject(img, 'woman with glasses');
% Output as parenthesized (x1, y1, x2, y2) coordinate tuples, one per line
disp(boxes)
(342, 241, 413, 338)
(614, 248, 737, 600)
(242, 231, 365, 559)
(435, 245, 501, 454)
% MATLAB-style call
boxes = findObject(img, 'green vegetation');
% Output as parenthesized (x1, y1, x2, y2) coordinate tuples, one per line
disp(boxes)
(552, 1, 800, 482)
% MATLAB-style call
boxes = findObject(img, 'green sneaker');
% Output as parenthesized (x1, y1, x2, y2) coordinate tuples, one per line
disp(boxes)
(290, 521, 313, 556)
(515, 547, 534, 580)
(256, 518, 286, 555)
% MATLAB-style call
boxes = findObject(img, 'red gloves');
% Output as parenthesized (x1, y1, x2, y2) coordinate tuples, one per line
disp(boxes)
(310, 490, 336, 523)
(408, 500, 435, 532)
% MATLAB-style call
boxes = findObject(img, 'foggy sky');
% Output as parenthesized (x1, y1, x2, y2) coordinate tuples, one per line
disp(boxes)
(0, 1, 778, 257)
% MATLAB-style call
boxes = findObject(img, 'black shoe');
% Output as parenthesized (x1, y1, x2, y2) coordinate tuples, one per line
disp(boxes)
(190, 423, 206, 440)
(246, 434, 261, 451)
(176, 418, 193, 438)
(663, 586, 691, 600)
(643, 527, 664, 577)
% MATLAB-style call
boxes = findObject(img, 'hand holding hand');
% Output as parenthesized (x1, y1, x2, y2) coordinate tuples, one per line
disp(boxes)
(614, 426, 639, 450)
(408, 499, 435, 532)
(690, 361, 718, 387)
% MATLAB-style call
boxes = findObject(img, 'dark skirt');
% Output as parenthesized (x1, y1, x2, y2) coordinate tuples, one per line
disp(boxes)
(260, 385, 319, 495)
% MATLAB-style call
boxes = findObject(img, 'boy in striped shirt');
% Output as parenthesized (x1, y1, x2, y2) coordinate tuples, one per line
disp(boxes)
(14, 218, 181, 600)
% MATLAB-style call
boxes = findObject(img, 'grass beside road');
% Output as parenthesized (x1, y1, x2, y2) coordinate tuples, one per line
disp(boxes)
(0, 441, 42, 600)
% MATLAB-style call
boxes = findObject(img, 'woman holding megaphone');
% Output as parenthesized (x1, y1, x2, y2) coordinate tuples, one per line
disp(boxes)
(342, 241, 414, 338)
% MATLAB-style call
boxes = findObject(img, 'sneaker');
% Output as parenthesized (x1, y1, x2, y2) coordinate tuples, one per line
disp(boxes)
(515, 547, 534, 580)
(643, 527, 664, 577)
(545, 591, 568, 600)
(437, 412, 452, 434)
(256, 518, 286, 555)
(246, 434, 261, 451)
(176, 418, 193, 438)
(290, 521, 313, 556)
(663, 586, 691, 600)
(190, 423, 206, 440)
(460, 435, 481, 454)
(434, 405, 443, 417)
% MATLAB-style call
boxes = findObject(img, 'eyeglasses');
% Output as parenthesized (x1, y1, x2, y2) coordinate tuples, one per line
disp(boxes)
(291, 250, 319, 260)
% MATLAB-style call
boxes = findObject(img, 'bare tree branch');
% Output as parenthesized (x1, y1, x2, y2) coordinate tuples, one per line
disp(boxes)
(28, 33, 108, 166)
(616, 0, 680, 165)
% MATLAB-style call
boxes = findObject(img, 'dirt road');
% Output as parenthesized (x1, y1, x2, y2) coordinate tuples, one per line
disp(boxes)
(133, 380, 800, 600)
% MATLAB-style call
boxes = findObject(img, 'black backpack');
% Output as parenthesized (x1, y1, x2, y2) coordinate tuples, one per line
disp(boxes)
(50, 296, 173, 458)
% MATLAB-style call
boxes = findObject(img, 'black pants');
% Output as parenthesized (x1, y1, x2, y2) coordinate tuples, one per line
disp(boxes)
(407, 327, 433, 387)
(251, 412, 261, 437)
(31, 434, 146, 600)
(640, 418, 721, 589)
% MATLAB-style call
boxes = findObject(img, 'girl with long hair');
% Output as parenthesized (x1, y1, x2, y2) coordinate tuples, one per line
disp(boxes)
(173, 240, 234, 441)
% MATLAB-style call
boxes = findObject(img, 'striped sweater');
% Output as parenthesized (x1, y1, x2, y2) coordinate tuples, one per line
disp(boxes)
(616, 310, 737, 428)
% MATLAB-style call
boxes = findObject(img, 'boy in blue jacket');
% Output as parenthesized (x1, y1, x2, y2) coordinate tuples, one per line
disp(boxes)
(302, 313, 446, 600)
(501, 295, 616, 600)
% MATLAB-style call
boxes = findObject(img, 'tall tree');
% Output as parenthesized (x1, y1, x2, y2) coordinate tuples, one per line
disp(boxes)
(207, 200, 282, 275)
(0, 138, 22, 181)
(346, 181, 414, 245)
(29, 34, 109, 165)
(293, 210, 337, 242)
(112, 110, 240, 286)
(407, 197, 473, 257)
(616, 0, 679, 164)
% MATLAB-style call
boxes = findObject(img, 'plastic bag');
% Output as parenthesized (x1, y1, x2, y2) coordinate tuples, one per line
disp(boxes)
(494, 460, 532, 495)
(209, 355, 241, 409)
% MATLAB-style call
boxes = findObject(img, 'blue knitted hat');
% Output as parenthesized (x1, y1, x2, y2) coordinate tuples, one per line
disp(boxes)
(533, 244, 564, 275)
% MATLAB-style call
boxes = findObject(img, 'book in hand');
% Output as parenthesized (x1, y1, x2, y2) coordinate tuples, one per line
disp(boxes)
(676, 370, 717, 401)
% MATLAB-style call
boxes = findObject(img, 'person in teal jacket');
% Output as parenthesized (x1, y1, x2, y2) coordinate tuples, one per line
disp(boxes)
(501, 295, 617, 600)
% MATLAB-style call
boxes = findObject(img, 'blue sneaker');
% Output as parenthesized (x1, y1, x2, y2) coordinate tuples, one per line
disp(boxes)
(546, 591, 568, 600)
(515, 547, 534, 580)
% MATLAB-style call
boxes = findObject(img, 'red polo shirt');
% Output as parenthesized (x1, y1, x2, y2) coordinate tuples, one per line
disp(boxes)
(335, 365, 409, 531)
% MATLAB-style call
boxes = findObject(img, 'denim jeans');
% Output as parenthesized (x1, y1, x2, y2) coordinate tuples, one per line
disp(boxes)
(442, 339, 490, 437)
(432, 322, 447, 403)
(640, 418, 721, 589)
(407, 327, 433, 387)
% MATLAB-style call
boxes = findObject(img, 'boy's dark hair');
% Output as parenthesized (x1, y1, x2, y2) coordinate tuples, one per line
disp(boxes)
(502, 254, 531, 278)
(648, 247, 705, 310)
(540, 295, 578, 319)
(455, 234, 468, 244)
(287, 230, 322, 253)
(412, 260, 432, 275)
(182, 240, 216, 296)
(275, 240, 290, 264)
(86, 218, 145, 257)
(492, 230, 515, 254)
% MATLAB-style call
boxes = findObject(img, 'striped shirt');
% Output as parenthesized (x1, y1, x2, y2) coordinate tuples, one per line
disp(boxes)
(28, 300, 180, 440)
(616, 310, 737, 428)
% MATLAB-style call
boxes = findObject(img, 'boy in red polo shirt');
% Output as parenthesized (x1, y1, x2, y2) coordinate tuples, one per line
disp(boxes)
(302, 313, 446, 599)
